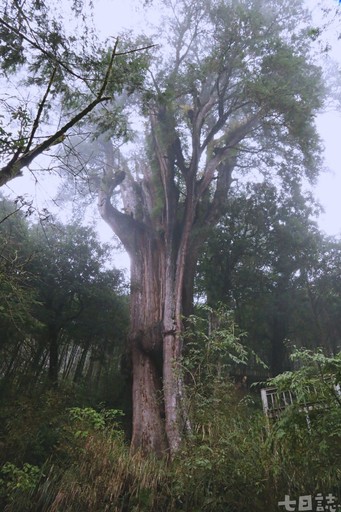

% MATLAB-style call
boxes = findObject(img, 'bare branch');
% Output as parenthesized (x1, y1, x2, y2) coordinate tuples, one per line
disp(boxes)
(115, 44, 157, 56)
(0, 206, 22, 225)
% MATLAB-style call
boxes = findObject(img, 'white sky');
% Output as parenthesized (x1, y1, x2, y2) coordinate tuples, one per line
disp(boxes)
(316, 110, 341, 236)
(3, 0, 341, 257)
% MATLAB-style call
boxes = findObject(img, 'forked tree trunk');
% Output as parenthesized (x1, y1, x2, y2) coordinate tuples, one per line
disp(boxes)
(97, 85, 239, 455)
(97, 148, 235, 455)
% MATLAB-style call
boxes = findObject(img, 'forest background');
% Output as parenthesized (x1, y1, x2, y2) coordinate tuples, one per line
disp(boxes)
(0, 0, 341, 510)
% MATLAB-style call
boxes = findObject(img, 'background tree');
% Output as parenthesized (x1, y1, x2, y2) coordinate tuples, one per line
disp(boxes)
(25, 222, 126, 386)
(293, 235, 341, 354)
(197, 182, 319, 372)
(0, 202, 129, 396)
(0, 197, 41, 390)
(198, 181, 341, 376)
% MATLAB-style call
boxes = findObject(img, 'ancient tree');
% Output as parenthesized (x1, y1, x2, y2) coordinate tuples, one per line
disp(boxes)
(97, 0, 324, 455)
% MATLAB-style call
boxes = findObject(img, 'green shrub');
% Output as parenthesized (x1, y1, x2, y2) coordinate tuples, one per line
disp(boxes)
(0, 462, 41, 511)
(266, 347, 341, 498)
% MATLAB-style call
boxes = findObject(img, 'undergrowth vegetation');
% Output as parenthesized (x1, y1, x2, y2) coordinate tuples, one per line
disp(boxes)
(1, 378, 340, 512)
(1, 312, 340, 511)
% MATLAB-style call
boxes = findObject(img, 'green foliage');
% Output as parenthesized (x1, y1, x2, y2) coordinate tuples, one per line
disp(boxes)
(0, 197, 41, 345)
(268, 347, 341, 404)
(196, 181, 341, 373)
(0, 387, 74, 467)
(163, 0, 323, 178)
(184, 304, 266, 392)
(0, 201, 129, 391)
(0, 462, 40, 494)
(265, 348, 341, 497)
(68, 406, 124, 439)
(0, 0, 152, 187)
(0, 462, 41, 509)
(1, 345, 340, 511)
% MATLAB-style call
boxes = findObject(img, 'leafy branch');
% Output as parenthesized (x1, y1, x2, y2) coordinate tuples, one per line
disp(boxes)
(0, 38, 153, 187)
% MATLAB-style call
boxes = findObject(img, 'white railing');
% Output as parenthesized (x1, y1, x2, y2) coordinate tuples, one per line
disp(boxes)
(260, 385, 340, 421)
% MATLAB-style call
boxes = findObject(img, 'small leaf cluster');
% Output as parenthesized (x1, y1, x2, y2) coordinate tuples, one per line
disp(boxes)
(0, 462, 41, 499)
(68, 406, 124, 439)
(0, 462, 42, 510)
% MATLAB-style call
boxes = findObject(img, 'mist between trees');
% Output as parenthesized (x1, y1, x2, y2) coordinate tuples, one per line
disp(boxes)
(0, 0, 341, 510)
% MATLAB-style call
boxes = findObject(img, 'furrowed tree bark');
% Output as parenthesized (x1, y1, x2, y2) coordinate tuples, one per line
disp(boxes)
(98, 137, 194, 455)
(129, 231, 168, 453)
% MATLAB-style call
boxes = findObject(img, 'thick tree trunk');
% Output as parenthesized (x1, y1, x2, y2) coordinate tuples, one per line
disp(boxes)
(130, 344, 167, 453)
(98, 166, 230, 456)
(129, 232, 169, 454)
(124, 224, 190, 456)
